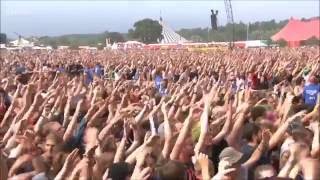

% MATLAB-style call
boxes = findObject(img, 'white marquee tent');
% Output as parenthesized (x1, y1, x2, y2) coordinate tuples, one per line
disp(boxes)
(9, 38, 34, 47)
(245, 40, 268, 48)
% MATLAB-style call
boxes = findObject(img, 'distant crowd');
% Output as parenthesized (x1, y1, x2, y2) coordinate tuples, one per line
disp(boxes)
(0, 48, 319, 180)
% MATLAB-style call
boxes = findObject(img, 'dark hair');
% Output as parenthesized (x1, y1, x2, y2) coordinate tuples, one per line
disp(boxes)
(251, 106, 267, 121)
(0, 87, 6, 95)
(242, 122, 260, 141)
(295, 77, 304, 86)
(141, 120, 151, 131)
(156, 160, 187, 180)
(286, 75, 293, 83)
(292, 104, 313, 114)
(292, 96, 302, 105)
(108, 162, 133, 180)
(155, 93, 162, 105)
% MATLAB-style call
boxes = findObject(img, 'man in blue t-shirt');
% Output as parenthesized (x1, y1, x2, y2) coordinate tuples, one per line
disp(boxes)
(303, 76, 320, 108)
(84, 67, 94, 85)
(94, 63, 104, 78)
(154, 74, 163, 90)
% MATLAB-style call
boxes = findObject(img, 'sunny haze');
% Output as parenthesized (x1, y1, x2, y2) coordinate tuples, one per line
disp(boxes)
(1, 0, 319, 38)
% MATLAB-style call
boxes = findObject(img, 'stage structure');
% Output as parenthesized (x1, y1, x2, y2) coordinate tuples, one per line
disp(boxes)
(158, 17, 188, 44)
(224, 0, 235, 48)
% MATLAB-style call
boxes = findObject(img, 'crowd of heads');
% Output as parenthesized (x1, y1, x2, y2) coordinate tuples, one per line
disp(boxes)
(0, 47, 319, 180)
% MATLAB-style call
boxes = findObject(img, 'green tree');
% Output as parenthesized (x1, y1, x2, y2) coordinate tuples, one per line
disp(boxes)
(48, 39, 58, 49)
(106, 32, 125, 44)
(128, 18, 162, 44)
(301, 37, 320, 46)
(190, 35, 203, 42)
(175, 19, 290, 43)
(69, 41, 79, 50)
(277, 39, 287, 47)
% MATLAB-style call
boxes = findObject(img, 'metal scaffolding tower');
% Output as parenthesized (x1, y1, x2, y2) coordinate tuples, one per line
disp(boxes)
(224, 0, 235, 48)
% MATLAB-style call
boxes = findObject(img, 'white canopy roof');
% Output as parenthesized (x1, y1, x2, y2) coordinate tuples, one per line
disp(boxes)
(124, 41, 144, 45)
(32, 46, 53, 50)
(159, 19, 188, 44)
(10, 38, 34, 47)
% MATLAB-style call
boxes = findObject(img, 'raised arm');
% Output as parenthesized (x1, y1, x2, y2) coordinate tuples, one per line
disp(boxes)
(125, 119, 144, 156)
(11, 84, 35, 126)
(211, 102, 232, 145)
(63, 96, 72, 128)
(63, 99, 84, 142)
(194, 94, 210, 154)
(170, 106, 196, 160)
(134, 105, 148, 124)
(269, 111, 305, 149)
(8, 154, 33, 177)
(87, 100, 108, 127)
(0, 84, 21, 128)
(21, 91, 44, 121)
(78, 146, 96, 180)
(98, 110, 123, 141)
(161, 101, 174, 159)
(227, 88, 253, 148)
(0, 149, 8, 180)
(55, 149, 79, 180)
(226, 106, 249, 149)
(299, 158, 320, 180)
(310, 121, 319, 158)
(242, 129, 271, 169)
(113, 122, 128, 163)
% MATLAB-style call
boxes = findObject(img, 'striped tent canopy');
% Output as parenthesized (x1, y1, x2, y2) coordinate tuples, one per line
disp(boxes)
(159, 19, 188, 44)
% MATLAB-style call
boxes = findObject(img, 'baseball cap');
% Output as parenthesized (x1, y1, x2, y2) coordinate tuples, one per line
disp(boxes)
(219, 147, 245, 165)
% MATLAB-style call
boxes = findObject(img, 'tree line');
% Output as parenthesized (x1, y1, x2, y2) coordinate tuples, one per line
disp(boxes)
(178, 19, 289, 43)
(1, 18, 319, 48)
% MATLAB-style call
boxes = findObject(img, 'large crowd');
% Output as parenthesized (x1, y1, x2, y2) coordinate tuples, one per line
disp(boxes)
(0, 48, 319, 180)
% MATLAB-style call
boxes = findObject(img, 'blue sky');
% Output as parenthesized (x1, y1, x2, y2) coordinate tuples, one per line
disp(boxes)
(1, 0, 319, 38)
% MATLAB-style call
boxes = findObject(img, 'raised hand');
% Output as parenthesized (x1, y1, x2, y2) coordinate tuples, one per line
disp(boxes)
(196, 153, 209, 171)
(287, 110, 307, 122)
(309, 121, 319, 132)
(63, 148, 80, 171)
(260, 129, 272, 151)
(83, 145, 98, 166)
(143, 131, 159, 147)
(161, 101, 169, 114)
(212, 160, 236, 180)
(148, 100, 163, 119)
(289, 142, 309, 162)
(197, 153, 211, 179)
(131, 166, 152, 180)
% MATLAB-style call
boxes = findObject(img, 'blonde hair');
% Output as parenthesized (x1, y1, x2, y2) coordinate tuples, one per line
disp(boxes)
(46, 132, 61, 144)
